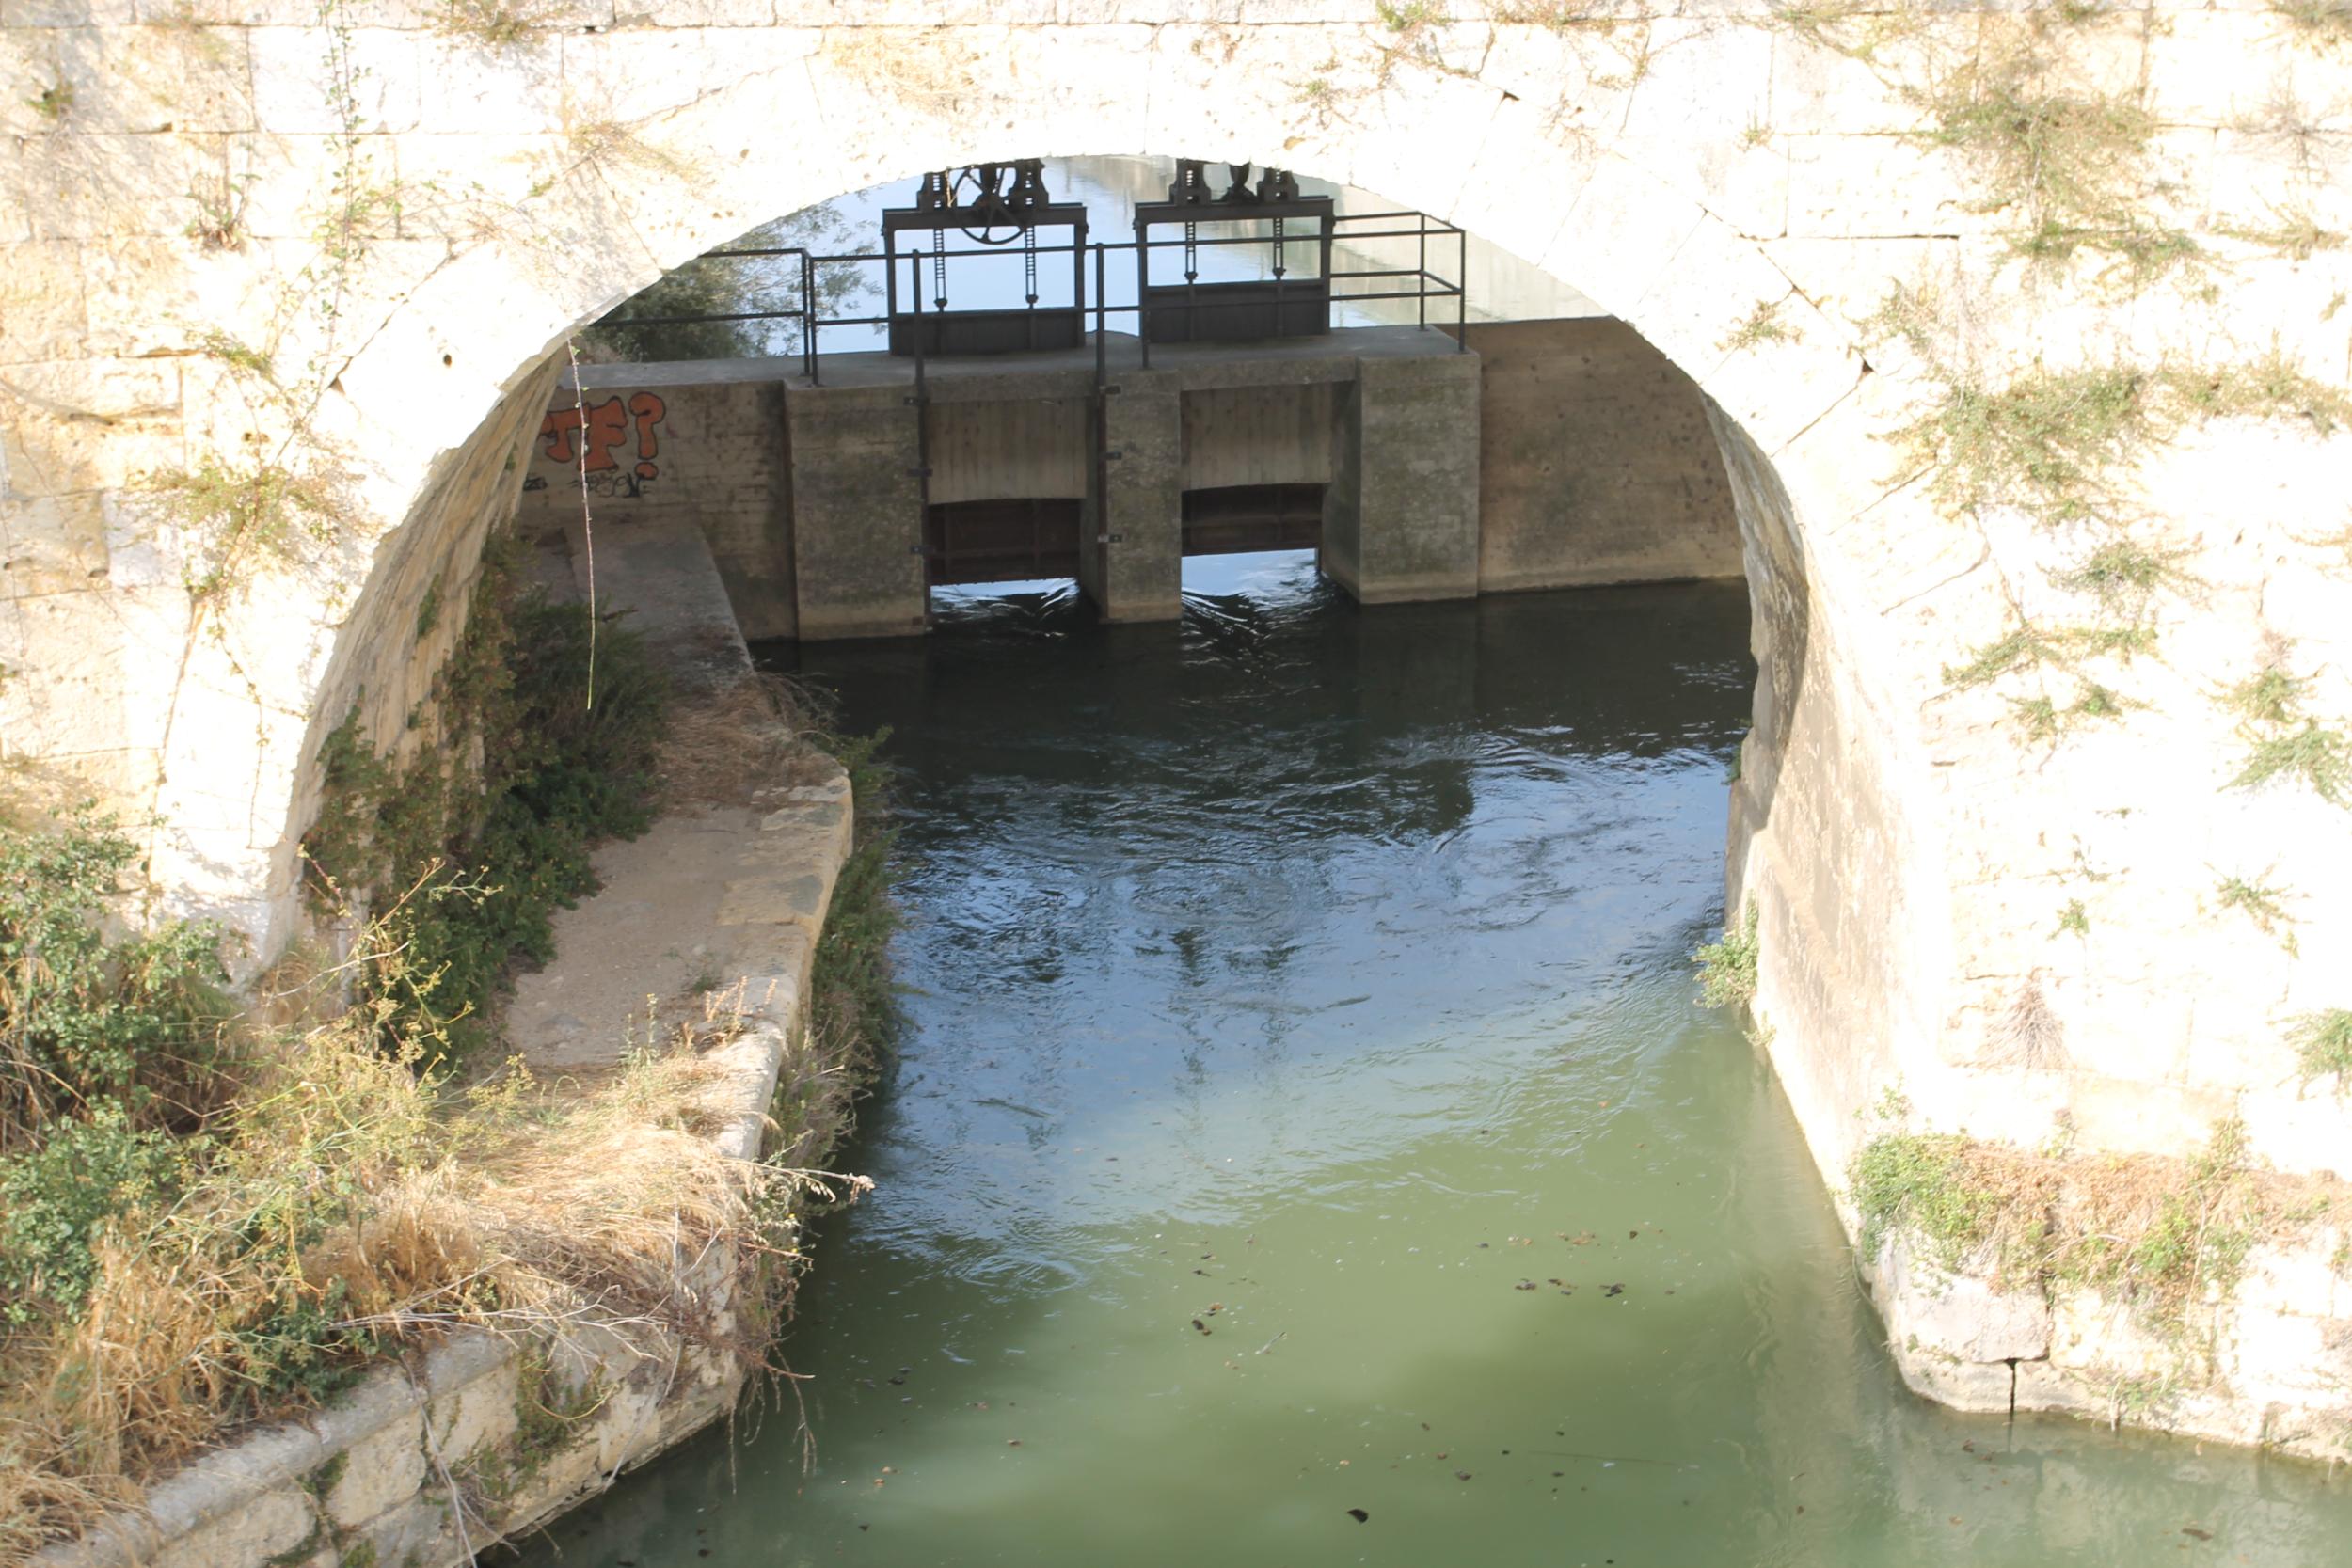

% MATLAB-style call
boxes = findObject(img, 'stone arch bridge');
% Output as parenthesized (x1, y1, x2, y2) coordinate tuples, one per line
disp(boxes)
(4, 0, 2351, 1439)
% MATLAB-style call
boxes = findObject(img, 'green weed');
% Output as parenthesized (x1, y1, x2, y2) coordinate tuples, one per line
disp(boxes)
(1913, 37, 2185, 277)
(2217, 875, 2297, 952)
(1851, 1132, 2017, 1267)
(1693, 900, 1761, 1009)
(804, 727, 903, 1077)
(2291, 1010, 2352, 1085)
(0, 1109, 183, 1325)
(2270, 0, 2352, 43)
(2217, 212, 2345, 260)
(1896, 365, 2152, 524)
(1854, 1118, 2301, 1336)
(0, 811, 237, 1148)
(2222, 666, 2350, 807)
(1944, 621, 2155, 691)
(1719, 297, 1797, 354)
(2054, 539, 2189, 611)
(148, 452, 352, 601)
(26, 78, 73, 121)
(429, 0, 553, 43)
(303, 539, 669, 1065)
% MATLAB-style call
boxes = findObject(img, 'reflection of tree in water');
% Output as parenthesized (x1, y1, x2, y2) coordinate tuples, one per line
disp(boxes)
(577, 201, 870, 362)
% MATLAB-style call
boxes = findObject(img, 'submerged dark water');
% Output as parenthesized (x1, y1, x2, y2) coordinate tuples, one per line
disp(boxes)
(512, 558, 2352, 1568)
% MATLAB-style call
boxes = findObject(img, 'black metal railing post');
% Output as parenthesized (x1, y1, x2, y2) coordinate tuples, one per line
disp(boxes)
(1456, 225, 1468, 351)
(1418, 217, 1428, 331)
(911, 247, 932, 593)
(801, 249, 820, 384)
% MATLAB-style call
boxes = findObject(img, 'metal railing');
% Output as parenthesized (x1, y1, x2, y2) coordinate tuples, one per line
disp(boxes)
(595, 207, 1469, 388)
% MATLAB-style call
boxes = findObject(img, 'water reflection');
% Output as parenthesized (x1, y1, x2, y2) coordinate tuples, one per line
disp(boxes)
(502, 560, 2352, 1568)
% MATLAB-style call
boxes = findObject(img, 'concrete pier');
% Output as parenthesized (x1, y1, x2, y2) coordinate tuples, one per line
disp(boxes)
(782, 384, 929, 641)
(1088, 367, 1185, 623)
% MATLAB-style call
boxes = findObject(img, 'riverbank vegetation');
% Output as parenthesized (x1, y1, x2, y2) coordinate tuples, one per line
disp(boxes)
(0, 551, 896, 1557)
(1851, 1118, 2350, 1343)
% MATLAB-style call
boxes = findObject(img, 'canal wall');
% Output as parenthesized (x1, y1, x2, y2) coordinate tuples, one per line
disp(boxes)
(31, 528, 860, 1568)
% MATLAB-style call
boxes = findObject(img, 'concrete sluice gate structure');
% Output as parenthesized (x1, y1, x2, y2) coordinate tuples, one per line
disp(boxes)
(8, 5, 2352, 1544)
(517, 161, 1734, 632)
(514, 315, 1738, 635)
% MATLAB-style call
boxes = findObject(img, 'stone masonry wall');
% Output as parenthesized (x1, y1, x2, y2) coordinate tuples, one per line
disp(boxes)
(4, 0, 2350, 1464)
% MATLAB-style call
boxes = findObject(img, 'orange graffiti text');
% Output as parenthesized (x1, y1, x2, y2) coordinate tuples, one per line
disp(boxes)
(540, 391, 668, 479)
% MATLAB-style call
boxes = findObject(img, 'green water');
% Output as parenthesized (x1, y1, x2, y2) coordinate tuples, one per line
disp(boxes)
(509, 560, 2352, 1568)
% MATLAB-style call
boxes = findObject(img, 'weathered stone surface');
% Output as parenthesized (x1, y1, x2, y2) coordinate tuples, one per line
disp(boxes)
(1472, 318, 1740, 593)
(428, 1358, 523, 1465)
(322, 1406, 428, 1529)
(165, 1487, 317, 1568)
(1875, 1234, 2053, 1366)
(348, 1492, 457, 1568)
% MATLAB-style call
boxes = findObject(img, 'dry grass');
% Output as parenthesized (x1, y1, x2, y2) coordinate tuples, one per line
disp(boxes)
(1986, 977, 2067, 1068)
(0, 968, 863, 1556)
(1855, 1119, 2346, 1332)
(661, 673, 834, 810)
(0, 670, 873, 1556)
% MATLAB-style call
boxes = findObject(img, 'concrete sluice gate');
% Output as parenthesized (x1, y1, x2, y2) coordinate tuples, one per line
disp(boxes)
(517, 163, 1736, 626)
(516, 317, 1737, 630)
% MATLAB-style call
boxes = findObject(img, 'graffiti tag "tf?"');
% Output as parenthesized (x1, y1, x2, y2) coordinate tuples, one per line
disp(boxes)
(541, 391, 668, 481)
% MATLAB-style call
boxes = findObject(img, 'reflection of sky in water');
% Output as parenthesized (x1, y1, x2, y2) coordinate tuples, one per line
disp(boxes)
(502, 576, 2352, 1568)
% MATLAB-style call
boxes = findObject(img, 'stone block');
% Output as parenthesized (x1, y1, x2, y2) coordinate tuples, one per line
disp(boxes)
(414, 34, 564, 135)
(0, 493, 110, 594)
(1330, 352, 1481, 604)
(0, 238, 90, 358)
(1539, 157, 1706, 325)
(3, 0, 136, 23)
(307, 1364, 425, 1455)
(81, 235, 285, 358)
(1876, 1232, 2053, 1363)
(167, 1486, 317, 1568)
(1085, 366, 1181, 622)
(28, 26, 254, 135)
(2221, 1307, 2351, 1407)
(350, 1490, 458, 1568)
(321, 1405, 428, 1530)
(427, 1355, 522, 1466)
(2238, 1086, 2352, 1180)
(248, 26, 423, 135)
(0, 356, 183, 498)
(2048, 1284, 2189, 1374)
(1784, 133, 1972, 239)
(1889, 1345, 2020, 1413)
(782, 382, 925, 641)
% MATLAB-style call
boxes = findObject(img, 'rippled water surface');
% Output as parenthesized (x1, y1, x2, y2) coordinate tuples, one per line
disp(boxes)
(511, 560, 2352, 1568)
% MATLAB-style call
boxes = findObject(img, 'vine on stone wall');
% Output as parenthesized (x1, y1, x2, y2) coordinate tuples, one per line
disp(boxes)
(304, 539, 669, 1065)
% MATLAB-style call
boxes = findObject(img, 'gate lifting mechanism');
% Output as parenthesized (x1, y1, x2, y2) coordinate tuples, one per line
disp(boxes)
(1130, 161, 1333, 355)
(882, 160, 1090, 357)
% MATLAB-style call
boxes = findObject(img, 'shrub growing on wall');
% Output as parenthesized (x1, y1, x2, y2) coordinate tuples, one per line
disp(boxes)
(0, 815, 235, 1148)
(305, 537, 668, 1061)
